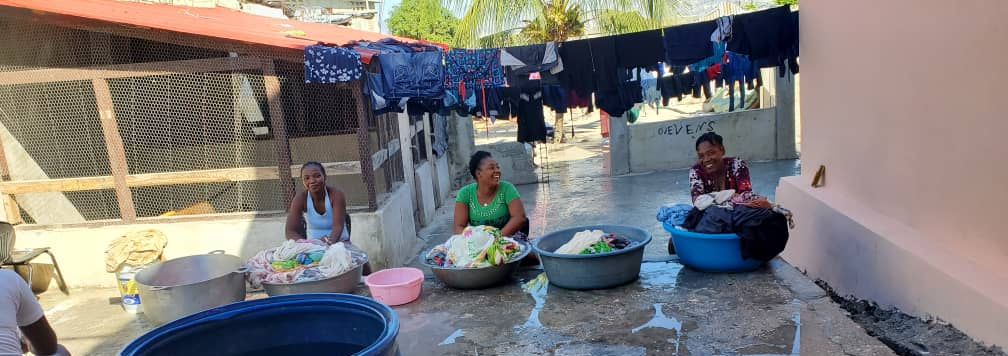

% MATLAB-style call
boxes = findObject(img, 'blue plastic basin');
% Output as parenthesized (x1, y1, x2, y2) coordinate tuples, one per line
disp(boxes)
(533, 224, 652, 290)
(664, 222, 764, 273)
(120, 293, 399, 356)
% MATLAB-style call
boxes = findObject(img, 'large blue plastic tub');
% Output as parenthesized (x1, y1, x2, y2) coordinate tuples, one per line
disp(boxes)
(120, 293, 399, 356)
(533, 224, 652, 290)
(664, 222, 764, 273)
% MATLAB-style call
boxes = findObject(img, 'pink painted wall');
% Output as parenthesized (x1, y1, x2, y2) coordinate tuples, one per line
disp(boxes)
(800, 0, 1008, 276)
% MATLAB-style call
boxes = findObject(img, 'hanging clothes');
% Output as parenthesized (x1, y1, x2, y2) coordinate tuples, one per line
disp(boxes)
(557, 39, 596, 98)
(304, 44, 363, 83)
(640, 70, 661, 111)
(663, 20, 718, 65)
(500, 42, 560, 75)
(727, 6, 798, 75)
(711, 16, 733, 42)
(590, 36, 642, 117)
(515, 88, 548, 143)
(445, 48, 506, 99)
(615, 29, 666, 69)
(366, 39, 445, 99)
(722, 52, 761, 111)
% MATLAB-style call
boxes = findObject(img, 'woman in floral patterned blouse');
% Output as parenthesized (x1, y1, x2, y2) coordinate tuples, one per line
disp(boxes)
(689, 132, 772, 208)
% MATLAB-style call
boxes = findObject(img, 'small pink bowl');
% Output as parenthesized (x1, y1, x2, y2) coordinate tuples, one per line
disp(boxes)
(364, 267, 423, 306)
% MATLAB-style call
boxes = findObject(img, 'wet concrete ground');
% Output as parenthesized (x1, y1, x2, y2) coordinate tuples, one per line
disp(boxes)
(34, 150, 893, 355)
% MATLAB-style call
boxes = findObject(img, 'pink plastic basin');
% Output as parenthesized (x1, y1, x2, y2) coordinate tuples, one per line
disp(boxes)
(365, 267, 423, 306)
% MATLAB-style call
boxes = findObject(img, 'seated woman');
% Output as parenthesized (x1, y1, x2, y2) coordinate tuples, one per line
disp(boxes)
(285, 161, 370, 274)
(689, 132, 771, 209)
(453, 151, 529, 238)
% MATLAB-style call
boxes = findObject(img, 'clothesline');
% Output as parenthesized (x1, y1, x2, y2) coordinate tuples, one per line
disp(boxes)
(304, 6, 798, 144)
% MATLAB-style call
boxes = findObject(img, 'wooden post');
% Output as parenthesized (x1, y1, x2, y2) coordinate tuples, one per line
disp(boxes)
(351, 80, 378, 210)
(262, 59, 296, 210)
(0, 136, 22, 224)
(92, 78, 137, 221)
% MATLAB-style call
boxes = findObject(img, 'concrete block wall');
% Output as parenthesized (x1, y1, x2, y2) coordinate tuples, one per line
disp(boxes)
(448, 114, 476, 189)
(435, 154, 451, 206)
(413, 161, 437, 226)
(628, 108, 777, 172)
(473, 142, 537, 186)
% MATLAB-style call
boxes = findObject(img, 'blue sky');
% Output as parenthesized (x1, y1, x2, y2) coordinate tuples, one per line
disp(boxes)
(378, 0, 401, 33)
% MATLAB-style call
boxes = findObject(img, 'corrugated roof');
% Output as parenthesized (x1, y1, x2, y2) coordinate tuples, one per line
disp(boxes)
(0, 0, 397, 59)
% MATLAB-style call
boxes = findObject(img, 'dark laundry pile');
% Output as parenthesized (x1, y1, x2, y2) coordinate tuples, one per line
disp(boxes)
(302, 6, 799, 142)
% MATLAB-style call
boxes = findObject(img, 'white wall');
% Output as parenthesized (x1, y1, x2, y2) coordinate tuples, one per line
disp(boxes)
(629, 108, 777, 172)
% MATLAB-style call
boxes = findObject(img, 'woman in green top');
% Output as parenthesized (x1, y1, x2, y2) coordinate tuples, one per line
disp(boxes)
(453, 151, 528, 237)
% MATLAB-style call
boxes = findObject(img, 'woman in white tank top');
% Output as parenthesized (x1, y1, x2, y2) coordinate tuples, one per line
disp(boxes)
(284, 162, 350, 244)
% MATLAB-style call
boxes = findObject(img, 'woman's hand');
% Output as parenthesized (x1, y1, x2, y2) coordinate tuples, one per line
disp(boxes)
(742, 197, 772, 209)
(320, 235, 334, 245)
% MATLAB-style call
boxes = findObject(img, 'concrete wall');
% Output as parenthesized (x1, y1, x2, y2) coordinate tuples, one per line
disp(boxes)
(12, 184, 418, 288)
(448, 114, 476, 189)
(781, 0, 1008, 347)
(346, 184, 417, 271)
(474, 142, 537, 185)
(435, 154, 451, 207)
(413, 161, 436, 226)
(628, 108, 777, 172)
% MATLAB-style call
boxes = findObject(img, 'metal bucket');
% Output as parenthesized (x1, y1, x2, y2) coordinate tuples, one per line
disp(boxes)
(532, 225, 652, 290)
(134, 250, 247, 324)
(423, 241, 531, 289)
(261, 259, 366, 296)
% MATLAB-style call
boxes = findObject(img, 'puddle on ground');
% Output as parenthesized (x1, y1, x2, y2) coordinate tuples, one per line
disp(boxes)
(439, 329, 464, 346)
(632, 303, 684, 355)
(639, 261, 684, 289)
(516, 273, 549, 330)
(722, 299, 803, 356)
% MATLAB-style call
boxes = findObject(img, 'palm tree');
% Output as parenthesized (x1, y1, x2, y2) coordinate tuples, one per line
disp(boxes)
(445, 0, 674, 48)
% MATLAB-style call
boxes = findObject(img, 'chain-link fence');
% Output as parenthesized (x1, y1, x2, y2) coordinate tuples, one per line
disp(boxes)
(0, 16, 397, 226)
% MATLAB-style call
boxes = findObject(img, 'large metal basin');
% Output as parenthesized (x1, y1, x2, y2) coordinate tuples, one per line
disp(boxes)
(262, 258, 367, 296)
(423, 241, 530, 289)
(134, 251, 247, 324)
(532, 225, 651, 290)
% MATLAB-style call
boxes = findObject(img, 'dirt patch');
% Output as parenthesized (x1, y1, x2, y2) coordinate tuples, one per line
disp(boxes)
(815, 280, 1005, 356)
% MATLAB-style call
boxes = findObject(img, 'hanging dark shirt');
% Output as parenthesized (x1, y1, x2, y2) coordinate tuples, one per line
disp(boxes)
(557, 39, 595, 98)
(615, 29, 666, 69)
(663, 20, 717, 65)
(727, 6, 798, 74)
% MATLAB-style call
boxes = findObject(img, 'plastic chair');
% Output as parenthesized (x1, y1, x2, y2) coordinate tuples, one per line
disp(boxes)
(0, 222, 69, 295)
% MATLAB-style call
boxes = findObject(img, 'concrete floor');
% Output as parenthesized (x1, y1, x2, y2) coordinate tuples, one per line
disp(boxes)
(33, 152, 894, 356)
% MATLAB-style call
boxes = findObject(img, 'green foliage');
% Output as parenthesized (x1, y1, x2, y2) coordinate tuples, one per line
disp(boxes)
(742, 2, 758, 10)
(775, 0, 798, 6)
(386, 0, 459, 44)
(446, 0, 673, 48)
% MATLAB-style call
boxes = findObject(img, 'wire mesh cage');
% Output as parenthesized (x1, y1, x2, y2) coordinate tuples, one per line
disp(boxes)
(0, 16, 397, 225)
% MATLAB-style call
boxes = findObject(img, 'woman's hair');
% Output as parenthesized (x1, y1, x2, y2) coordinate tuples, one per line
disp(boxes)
(468, 151, 493, 179)
(695, 132, 724, 150)
(300, 161, 327, 177)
